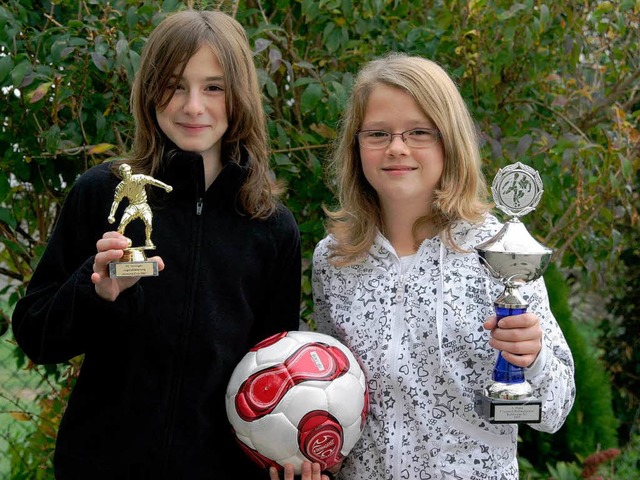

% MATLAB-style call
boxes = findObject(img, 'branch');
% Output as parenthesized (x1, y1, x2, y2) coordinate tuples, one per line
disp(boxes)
(552, 206, 600, 263)
(578, 66, 640, 131)
(504, 98, 592, 142)
(0, 266, 23, 282)
(272, 143, 330, 154)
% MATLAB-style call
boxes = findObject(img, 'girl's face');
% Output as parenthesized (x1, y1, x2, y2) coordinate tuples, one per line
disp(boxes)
(359, 84, 444, 215)
(156, 46, 229, 168)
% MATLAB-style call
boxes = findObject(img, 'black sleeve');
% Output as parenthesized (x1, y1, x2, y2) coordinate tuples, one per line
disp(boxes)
(252, 205, 302, 345)
(11, 166, 143, 364)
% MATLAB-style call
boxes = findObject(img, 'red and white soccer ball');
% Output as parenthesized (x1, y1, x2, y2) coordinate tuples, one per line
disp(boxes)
(225, 330, 369, 474)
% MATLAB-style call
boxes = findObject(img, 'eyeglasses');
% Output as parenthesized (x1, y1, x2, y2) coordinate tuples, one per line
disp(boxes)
(355, 128, 441, 149)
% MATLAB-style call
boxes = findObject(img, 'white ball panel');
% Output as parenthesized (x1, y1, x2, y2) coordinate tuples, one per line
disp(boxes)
(226, 405, 251, 438)
(340, 417, 365, 453)
(273, 384, 329, 424)
(234, 431, 256, 451)
(325, 374, 365, 425)
(255, 336, 299, 364)
(250, 412, 299, 459)
(226, 351, 258, 394)
(275, 452, 308, 475)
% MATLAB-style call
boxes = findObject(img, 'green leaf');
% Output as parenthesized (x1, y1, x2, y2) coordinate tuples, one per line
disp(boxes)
(273, 153, 293, 166)
(10, 59, 31, 88)
(116, 38, 129, 57)
(0, 171, 9, 203)
(43, 124, 61, 153)
(619, 155, 632, 180)
(67, 19, 83, 29)
(129, 49, 141, 77)
(91, 52, 109, 72)
(0, 54, 13, 85)
(265, 76, 277, 98)
(126, 6, 139, 29)
(293, 77, 317, 88)
(300, 82, 323, 113)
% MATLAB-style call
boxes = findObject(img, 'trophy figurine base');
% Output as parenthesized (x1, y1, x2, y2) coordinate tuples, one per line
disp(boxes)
(474, 388, 541, 424)
(109, 247, 158, 278)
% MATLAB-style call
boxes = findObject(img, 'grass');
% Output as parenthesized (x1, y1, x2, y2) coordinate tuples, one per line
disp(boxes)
(0, 333, 41, 478)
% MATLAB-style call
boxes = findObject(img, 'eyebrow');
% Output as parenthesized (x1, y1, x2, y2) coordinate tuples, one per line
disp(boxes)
(361, 122, 435, 130)
(168, 75, 225, 82)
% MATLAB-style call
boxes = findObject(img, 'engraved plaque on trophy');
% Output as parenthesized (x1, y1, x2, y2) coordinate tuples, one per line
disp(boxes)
(474, 162, 552, 424)
(107, 163, 172, 278)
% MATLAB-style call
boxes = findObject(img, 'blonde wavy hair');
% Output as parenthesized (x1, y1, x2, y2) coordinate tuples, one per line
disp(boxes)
(325, 52, 491, 266)
(117, 9, 281, 218)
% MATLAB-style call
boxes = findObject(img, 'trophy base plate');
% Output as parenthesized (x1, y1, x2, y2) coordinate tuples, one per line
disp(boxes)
(474, 389, 541, 424)
(109, 247, 158, 278)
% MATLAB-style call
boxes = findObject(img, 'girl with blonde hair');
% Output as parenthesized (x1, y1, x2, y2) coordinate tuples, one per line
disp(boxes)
(310, 53, 575, 480)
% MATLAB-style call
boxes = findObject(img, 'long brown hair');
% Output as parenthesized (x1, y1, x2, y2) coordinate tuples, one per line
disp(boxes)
(325, 53, 491, 266)
(120, 9, 281, 218)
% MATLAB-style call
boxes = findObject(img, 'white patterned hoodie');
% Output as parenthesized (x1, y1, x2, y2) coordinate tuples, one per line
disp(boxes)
(312, 214, 575, 480)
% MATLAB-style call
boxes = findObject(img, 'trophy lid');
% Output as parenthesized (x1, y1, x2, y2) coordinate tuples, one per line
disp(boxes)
(475, 220, 552, 286)
(475, 162, 553, 286)
(476, 220, 551, 255)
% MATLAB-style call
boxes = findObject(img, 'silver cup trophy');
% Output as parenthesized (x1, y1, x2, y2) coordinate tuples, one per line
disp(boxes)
(474, 162, 552, 424)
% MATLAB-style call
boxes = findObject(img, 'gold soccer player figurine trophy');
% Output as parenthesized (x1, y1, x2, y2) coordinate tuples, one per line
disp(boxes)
(474, 162, 552, 424)
(107, 163, 172, 278)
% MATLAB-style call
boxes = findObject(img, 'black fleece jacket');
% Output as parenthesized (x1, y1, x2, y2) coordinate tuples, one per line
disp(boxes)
(12, 150, 302, 479)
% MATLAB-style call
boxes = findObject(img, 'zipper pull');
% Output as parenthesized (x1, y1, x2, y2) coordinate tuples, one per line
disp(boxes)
(196, 199, 204, 215)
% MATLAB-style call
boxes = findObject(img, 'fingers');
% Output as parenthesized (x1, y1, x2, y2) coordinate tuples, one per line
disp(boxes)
(269, 464, 295, 480)
(327, 460, 343, 475)
(93, 233, 127, 277)
(92, 232, 125, 276)
(96, 231, 130, 255)
(486, 313, 543, 367)
(482, 315, 498, 330)
(91, 232, 145, 301)
(304, 462, 331, 480)
(269, 463, 330, 480)
(268, 466, 281, 480)
(146, 255, 165, 273)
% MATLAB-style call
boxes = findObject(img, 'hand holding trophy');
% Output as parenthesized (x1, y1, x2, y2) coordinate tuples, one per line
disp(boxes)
(108, 163, 173, 278)
(474, 162, 552, 424)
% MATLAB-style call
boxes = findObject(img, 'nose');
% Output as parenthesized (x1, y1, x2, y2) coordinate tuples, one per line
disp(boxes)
(183, 91, 205, 115)
(386, 134, 409, 155)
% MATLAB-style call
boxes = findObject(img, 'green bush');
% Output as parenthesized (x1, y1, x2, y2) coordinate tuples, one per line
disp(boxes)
(520, 263, 618, 469)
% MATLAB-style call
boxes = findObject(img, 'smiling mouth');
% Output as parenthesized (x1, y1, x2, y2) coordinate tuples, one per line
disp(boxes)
(382, 166, 417, 171)
(177, 122, 209, 129)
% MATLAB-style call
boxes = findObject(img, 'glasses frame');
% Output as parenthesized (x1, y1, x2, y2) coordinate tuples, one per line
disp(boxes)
(355, 128, 442, 149)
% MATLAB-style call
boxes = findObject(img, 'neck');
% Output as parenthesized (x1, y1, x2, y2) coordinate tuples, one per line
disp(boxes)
(381, 203, 436, 256)
(202, 149, 223, 190)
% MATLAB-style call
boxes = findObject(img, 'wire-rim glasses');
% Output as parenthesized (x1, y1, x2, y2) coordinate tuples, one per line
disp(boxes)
(355, 128, 441, 149)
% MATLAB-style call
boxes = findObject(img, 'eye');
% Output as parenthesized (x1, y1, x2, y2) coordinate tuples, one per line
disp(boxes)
(206, 84, 224, 92)
(408, 128, 433, 136)
(365, 131, 389, 138)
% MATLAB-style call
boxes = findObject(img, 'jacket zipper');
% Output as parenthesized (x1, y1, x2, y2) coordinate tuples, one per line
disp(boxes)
(161, 195, 205, 469)
(391, 256, 405, 480)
